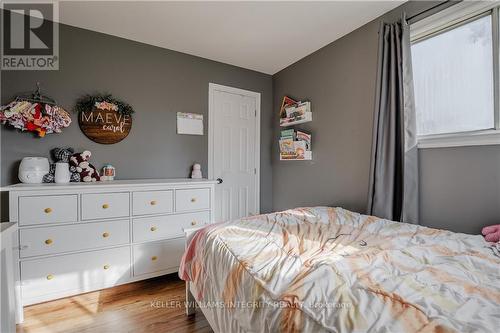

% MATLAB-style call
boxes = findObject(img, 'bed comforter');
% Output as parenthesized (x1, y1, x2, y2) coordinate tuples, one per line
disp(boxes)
(179, 207, 500, 333)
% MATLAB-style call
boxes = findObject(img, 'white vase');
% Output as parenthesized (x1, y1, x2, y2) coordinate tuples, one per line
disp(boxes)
(54, 163, 71, 184)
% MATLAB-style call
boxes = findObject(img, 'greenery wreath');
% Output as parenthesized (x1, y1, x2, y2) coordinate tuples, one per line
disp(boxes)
(75, 93, 135, 115)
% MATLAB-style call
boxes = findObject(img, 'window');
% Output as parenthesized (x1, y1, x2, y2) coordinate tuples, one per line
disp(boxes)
(410, 2, 500, 148)
(412, 15, 494, 136)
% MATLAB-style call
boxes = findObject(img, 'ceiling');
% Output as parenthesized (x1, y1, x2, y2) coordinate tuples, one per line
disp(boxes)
(58, 1, 405, 74)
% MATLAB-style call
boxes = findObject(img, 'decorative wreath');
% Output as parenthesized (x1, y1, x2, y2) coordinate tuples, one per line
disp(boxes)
(75, 93, 135, 115)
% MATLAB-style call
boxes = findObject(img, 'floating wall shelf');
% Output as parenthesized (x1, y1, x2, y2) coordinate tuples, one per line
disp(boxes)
(280, 151, 312, 161)
(280, 112, 312, 127)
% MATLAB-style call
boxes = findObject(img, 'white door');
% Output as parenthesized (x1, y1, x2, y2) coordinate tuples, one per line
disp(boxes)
(209, 84, 260, 222)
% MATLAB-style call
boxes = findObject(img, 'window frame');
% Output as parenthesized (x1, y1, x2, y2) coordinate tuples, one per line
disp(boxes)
(410, 1, 500, 149)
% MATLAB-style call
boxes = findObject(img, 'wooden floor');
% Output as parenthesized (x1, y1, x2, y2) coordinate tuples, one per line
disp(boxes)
(17, 274, 213, 333)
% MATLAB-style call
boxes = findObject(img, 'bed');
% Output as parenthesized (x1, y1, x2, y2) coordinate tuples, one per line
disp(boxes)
(179, 207, 500, 333)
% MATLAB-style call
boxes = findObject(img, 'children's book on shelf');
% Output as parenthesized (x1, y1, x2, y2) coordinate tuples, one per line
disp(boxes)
(279, 129, 312, 160)
(279, 96, 298, 118)
(279, 137, 295, 155)
(280, 129, 295, 140)
(279, 96, 311, 126)
(296, 130, 311, 150)
(278, 96, 312, 159)
(286, 101, 310, 118)
(293, 141, 307, 158)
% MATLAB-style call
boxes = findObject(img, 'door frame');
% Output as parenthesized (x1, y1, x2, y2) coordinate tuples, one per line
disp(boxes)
(208, 83, 261, 215)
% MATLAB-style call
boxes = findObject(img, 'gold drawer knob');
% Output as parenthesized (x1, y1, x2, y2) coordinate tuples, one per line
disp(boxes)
(151, 256, 158, 261)
(103, 264, 110, 270)
(190, 198, 196, 203)
(191, 221, 197, 226)
(44, 208, 52, 214)
(150, 226, 157, 232)
(102, 204, 109, 209)
(150, 200, 157, 206)
(102, 232, 110, 238)
(46, 274, 54, 280)
(45, 239, 53, 245)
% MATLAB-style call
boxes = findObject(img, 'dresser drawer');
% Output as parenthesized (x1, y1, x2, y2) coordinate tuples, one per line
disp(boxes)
(132, 190, 173, 216)
(81, 193, 129, 220)
(175, 188, 210, 212)
(133, 239, 184, 276)
(133, 211, 209, 243)
(21, 246, 130, 302)
(20, 219, 130, 258)
(19, 195, 78, 226)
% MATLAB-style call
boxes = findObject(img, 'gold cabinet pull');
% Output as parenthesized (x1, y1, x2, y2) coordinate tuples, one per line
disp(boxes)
(150, 226, 157, 232)
(45, 239, 53, 245)
(150, 200, 157, 206)
(103, 264, 110, 270)
(191, 221, 197, 226)
(44, 208, 52, 214)
(102, 232, 110, 238)
(151, 256, 158, 261)
(102, 204, 109, 209)
(46, 274, 54, 280)
(190, 198, 196, 203)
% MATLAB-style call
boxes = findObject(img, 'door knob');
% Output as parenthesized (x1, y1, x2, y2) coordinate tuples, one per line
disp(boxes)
(217, 178, 223, 184)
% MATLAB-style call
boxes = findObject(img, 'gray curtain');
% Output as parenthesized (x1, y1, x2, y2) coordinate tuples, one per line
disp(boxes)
(367, 17, 419, 224)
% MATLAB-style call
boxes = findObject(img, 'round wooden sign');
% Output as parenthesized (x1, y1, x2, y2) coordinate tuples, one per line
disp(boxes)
(79, 108, 132, 144)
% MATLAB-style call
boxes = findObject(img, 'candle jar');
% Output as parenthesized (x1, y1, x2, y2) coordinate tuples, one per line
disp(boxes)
(102, 164, 116, 181)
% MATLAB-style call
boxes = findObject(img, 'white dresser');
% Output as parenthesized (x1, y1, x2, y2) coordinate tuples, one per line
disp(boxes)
(1, 222, 17, 331)
(6, 178, 216, 319)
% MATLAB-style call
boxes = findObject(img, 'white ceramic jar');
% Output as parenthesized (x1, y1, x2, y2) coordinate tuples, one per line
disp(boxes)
(54, 162, 71, 183)
(18, 157, 50, 184)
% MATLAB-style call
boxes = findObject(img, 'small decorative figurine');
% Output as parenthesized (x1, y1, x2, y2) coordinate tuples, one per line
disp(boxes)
(191, 163, 202, 179)
(101, 164, 116, 181)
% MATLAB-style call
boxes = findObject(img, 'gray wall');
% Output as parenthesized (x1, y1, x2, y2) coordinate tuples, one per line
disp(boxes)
(420, 146, 500, 234)
(3, 2, 497, 234)
(1, 23, 273, 215)
(272, 1, 499, 234)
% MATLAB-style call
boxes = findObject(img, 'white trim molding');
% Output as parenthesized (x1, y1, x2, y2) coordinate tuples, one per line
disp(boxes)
(418, 129, 500, 149)
(410, 1, 498, 42)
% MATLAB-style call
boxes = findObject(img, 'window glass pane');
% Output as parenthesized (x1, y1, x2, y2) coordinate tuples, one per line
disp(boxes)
(412, 15, 494, 136)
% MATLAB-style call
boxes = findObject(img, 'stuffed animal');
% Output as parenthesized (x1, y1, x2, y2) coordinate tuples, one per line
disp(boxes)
(482, 224, 500, 243)
(69, 150, 101, 182)
(43, 147, 80, 183)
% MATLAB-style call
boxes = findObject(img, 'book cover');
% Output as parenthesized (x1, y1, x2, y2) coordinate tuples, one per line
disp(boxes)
(279, 96, 298, 118)
(291, 103, 309, 117)
(296, 130, 311, 150)
(279, 138, 295, 154)
(280, 129, 295, 138)
(294, 141, 307, 158)
(285, 106, 296, 118)
(295, 130, 310, 137)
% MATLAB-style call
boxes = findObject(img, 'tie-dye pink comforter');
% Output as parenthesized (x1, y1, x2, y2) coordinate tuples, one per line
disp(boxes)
(179, 207, 500, 333)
